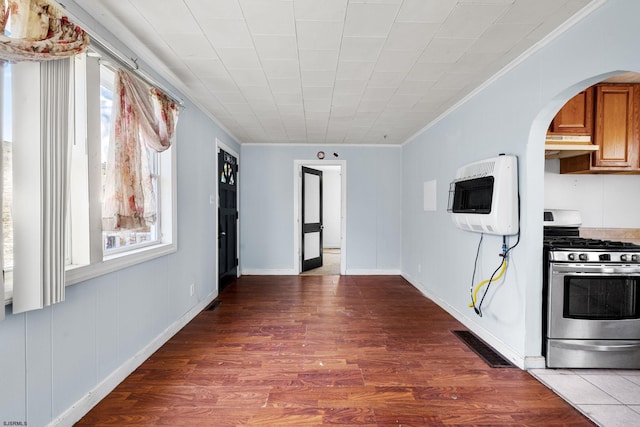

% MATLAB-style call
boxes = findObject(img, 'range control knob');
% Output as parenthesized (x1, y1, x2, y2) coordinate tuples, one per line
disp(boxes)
(621, 254, 629, 262)
(633, 255, 639, 262)
(568, 253, 576, 261)
(578, 253, 588, 261)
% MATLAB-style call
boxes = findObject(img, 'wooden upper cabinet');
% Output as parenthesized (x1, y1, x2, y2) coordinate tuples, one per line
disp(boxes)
(559, 83, 640, 174)
(549, 88, 594, 135)
(592, 84, 639, 169)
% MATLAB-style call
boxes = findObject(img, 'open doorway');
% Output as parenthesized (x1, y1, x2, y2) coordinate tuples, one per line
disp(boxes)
(293, 160, 347, 275)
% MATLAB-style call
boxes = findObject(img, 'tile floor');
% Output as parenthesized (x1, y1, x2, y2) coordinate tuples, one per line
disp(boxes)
(530, 369, 640, 426)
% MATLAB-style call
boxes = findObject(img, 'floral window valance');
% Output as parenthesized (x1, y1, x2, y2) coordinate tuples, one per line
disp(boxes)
(0, 0, 89, 62)
(102, 70, 180, 231)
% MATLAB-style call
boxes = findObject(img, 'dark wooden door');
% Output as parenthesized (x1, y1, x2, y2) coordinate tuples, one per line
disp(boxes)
(301, 166, 323, 272)
(218, 149, 238, 291)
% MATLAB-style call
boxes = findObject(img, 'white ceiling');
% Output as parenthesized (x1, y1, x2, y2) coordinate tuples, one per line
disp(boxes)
(74, 0, 594, 145)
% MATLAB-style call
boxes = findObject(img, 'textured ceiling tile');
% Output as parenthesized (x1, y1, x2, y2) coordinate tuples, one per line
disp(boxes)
(301, 70, 336, 86)
(339, 37, 386, 62)
(336, 61, 375, 81)
(78, 0, 594, 145)
(344, 3, 400, 37)
(200, 19, 253, 48)
(433, 72, 475, 90)
(384, 22, 439, 51)
(406, 62, 453, 82)
(396, 80, 435, 95)
(386, 93, 422, 110)
(202, 75, 239, 92)
(253, 35, 299, 60)
(468, 23, 537, 54)
(215, 91, 247, 104)
(294, 0, 348, 21)
(269, 78, 303, 94)
(374, 50, 421, 73)
(303, 86, 334, 100)
(331, 93, 361, 109)
(296, 21, 344, 50)
(304, 99, 332, 113)
(240, 85, 275, 100)
(273, 92, 304, 105)
(131, 0, 198, 30)
(299, 50, 340, 71)
(185, 0, 244, 19)
(333, 79, 367, 94)
(262, 60, 301, 80)
(368, 71, 407, 88)
(182, 58, 227, 77)
(216, 48, 261, 69)
(229, 69, 269, 87)
(361, 89, 395, 106)
(437, 4, 510, 39)
(396, 0, 458, 23)
(498, 0, 567, 24)
(162, 33, 217, 58)
(240, 0, 296, 35)
(419, 38, 476, 63)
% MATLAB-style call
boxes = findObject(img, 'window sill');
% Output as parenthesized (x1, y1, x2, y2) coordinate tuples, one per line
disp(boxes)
(65, 241, 177, 287)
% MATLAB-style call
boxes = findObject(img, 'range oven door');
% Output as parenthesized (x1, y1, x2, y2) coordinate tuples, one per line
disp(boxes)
(547, 263, 640, 368)
(548, 263, 640, 340)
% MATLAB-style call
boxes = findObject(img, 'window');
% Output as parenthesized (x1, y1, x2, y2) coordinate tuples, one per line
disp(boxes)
(3, 51, 178, 302)
(99, 65, 160, 254)
(65, 51, 177, 286)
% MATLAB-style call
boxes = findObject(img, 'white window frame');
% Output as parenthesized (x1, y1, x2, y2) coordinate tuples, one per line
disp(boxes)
(3, 52, 178, 304)
(64, 52, 177, 286)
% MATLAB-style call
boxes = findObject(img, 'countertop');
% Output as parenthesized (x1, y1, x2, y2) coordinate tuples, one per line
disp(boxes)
(580, 228, 640, 246)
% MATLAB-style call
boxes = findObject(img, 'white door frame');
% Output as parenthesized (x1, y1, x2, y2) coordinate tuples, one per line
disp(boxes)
(293, 159, 347, 275)
(216, 138, 241, 282)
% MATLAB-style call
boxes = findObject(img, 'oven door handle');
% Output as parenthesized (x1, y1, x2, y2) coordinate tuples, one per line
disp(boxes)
(552, 265, 640, 275)
(554, 340, 640, 352)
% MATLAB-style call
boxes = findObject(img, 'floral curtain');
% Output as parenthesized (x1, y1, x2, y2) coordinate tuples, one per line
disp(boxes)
(0, 0, 89, 62)
(102, 70, 179, 231)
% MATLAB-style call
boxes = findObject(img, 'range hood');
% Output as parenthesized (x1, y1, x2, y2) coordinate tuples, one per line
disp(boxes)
(545, 135, 599, 159)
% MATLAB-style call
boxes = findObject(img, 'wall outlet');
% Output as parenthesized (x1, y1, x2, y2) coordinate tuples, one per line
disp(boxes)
(418, 264, 422, 273)
(189, 283, 195, 296)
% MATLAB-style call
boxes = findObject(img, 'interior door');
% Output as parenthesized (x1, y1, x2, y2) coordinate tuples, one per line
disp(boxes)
(301, 166, 323, 272)
(218, 149, 238, 291)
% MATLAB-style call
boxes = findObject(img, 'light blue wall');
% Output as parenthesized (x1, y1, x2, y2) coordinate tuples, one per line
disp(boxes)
(0, 3, 240, 421)
(240, 144, 401, 274)
(401, 0, 640, 364)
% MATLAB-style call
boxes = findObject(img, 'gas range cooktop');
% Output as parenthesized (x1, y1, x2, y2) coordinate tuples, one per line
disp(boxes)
(544, 236, 640, 251)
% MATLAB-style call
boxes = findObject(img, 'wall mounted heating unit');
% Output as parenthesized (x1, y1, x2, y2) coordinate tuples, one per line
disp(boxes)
(448, 154, 518, 236)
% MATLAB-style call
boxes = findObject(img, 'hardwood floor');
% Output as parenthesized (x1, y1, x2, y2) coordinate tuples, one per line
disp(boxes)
(76, 275, 594, 426)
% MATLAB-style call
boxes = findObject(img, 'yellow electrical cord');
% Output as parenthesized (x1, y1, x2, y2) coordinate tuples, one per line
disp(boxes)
(469, 259, 508, 308)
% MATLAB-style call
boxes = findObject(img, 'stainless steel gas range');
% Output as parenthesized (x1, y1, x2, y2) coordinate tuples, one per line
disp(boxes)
(543, 210, 640, 369)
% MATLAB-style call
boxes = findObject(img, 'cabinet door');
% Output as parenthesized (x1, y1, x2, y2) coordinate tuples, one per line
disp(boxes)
(593, 85, 639, 169)
(549, 88, 594, 135)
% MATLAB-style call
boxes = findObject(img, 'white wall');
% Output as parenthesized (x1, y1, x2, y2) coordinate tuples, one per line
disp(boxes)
(545, 159, 640, 228)
(0, 4, 241, 425)
(401, 0, 640, 368)
(240, 144, 401, 274)
(318, 166, 341, 248)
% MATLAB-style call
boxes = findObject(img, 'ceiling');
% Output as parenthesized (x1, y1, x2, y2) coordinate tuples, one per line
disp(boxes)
(74, 0, 595, 145)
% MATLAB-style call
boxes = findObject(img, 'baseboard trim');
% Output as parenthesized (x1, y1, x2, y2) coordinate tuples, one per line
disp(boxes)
(49, 292, 218, 427)
(241, 269, 297, 275)
(401, 272, 527, 370)
(346, 269, 401, 275)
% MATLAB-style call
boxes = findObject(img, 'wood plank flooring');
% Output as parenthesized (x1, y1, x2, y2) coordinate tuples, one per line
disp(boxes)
(76, 275, 594, 426)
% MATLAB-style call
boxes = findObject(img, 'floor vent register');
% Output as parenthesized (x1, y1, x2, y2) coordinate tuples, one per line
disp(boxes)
(452, 330, 514, 368)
